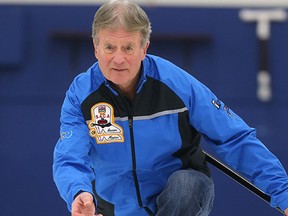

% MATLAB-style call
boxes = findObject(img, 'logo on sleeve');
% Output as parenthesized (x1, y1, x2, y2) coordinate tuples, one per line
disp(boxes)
(212, 99, 221, 110)
(88, 102, 124, 144)
(60, 130, 73, 141)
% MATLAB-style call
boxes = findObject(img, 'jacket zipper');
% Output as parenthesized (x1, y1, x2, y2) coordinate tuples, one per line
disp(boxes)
(128, 117, 144, 207)
(112, 83, 154, 215)
(116, 90, 144, 208)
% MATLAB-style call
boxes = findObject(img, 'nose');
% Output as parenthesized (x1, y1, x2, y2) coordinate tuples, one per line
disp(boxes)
(113, 50, 126, 64)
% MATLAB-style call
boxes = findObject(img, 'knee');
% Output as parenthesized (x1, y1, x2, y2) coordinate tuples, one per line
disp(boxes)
(167, 169, 214, 196)
(157, 170, 215, 215)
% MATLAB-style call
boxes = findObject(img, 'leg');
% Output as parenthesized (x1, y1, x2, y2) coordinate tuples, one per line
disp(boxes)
(156, 169, 214, 216)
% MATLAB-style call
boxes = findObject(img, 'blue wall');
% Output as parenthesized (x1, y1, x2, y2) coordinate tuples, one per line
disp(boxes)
(0, 5, 287, 216)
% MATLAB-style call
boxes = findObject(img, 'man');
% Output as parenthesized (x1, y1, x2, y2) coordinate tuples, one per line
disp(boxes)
(53, 1, 288, 216)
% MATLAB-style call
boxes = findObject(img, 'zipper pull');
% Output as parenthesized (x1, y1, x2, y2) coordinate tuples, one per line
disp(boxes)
(128, 118, 133, 128)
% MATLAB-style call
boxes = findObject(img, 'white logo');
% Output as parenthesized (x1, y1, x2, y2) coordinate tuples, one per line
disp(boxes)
(60, 130, 73, 141)
(88, 102, 124, 144)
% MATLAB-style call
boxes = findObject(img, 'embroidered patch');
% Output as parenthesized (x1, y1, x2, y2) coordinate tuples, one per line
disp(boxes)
(212, 99, 221, 110)
(88, 102, 124, 144)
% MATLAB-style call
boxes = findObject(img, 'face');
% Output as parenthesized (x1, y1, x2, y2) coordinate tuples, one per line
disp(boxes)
(94, 28, 149, 93)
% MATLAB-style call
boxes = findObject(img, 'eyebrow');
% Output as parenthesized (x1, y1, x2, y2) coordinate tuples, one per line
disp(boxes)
(103, 40, 136, 46)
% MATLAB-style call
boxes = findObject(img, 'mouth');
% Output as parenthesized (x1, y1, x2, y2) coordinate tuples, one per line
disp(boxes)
(111, 68, 128, 72)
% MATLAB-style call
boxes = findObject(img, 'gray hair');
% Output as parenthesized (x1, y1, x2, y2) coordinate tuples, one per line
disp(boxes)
(92, 0, 152, 47)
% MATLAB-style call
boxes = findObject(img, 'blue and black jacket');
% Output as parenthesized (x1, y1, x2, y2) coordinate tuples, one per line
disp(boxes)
(53, 55, 288, 215)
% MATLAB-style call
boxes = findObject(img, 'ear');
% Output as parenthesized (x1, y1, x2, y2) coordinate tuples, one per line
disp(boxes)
(142, 41, 150, 60)
(93, 40, 99, 59)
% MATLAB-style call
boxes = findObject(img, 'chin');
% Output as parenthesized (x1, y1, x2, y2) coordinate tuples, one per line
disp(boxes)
(110, 78, 128, 86)
(110, 76, 128, 84)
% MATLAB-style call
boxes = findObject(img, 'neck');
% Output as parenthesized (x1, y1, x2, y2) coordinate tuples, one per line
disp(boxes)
(109, 76, 138, 101)
(110, 67, 142, 101)
(116, 82, 137, 101)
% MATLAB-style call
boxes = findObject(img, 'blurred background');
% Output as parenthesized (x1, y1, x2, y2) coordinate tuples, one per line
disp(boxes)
(0, 0, 288, 215)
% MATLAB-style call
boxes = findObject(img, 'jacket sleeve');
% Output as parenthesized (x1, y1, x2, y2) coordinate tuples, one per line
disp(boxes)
(188, 77, 288, 211)
(53, 81, 95, 211)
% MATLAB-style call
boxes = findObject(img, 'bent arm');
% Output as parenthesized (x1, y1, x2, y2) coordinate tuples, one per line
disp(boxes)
(188, 78, 288, 211)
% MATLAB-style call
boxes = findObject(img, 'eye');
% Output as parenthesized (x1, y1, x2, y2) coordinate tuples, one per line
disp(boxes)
(123, 45, 134, 55)
(104, 44, 115, 54)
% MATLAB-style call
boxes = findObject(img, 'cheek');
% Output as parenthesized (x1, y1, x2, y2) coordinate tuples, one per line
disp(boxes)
(97, 52, 111, 66)
(95, 47, 108, 61)
(98, 59, 110, 75)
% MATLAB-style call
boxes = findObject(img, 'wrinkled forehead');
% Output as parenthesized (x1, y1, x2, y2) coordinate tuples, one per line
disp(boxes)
(97, 28, 142, 45)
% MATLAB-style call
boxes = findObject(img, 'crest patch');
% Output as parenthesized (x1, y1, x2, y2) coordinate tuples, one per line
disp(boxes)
(88, 102, 124, 144)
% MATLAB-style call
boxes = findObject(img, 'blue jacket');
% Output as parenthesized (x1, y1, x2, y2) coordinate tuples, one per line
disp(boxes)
(53, 55, 288, 215)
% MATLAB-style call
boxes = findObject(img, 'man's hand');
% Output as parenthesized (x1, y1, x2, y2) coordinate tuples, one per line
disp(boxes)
(72, 192, 102, 216)
(284, 208, 288, 216)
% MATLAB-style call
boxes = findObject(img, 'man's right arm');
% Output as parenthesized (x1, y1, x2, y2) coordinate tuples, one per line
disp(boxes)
(53, 84, 95, 212)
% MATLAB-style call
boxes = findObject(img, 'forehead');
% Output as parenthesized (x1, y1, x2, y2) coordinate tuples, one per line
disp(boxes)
(98, 28, 141, 44)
